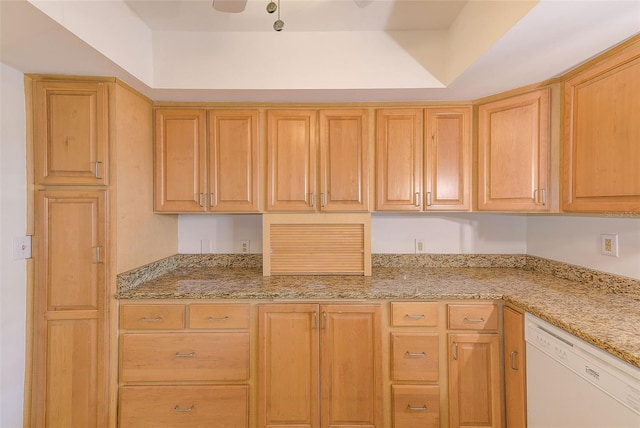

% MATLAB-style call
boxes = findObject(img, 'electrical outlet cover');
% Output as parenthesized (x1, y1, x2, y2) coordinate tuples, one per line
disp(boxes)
(601, 234, 618, 257)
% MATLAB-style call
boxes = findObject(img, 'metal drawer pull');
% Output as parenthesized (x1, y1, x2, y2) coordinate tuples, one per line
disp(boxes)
(207, 316, 229, 321)
(141, 316, 163, 322)
(405, 351, 427, 357)
(94, 161, 102, 179)
(405, 314, 425, 319)
(322, 311, 327, 330)
(407, 404, 428, 411)
(173, 405, 194, 412)
(453, 341, 459, 360)
(463, 317, 485, 323)
(175, 352, 196, 358)
(510, 350, 519, 370)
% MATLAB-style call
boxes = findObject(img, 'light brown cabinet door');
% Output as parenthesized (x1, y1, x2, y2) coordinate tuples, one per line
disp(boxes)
(319, 109, 369, 211)
(504, 307, 527, 428)
(258, 304, 381, 428)
(258, 304, 320, 428)
(208, 109, 260, 212)
(448, 333, 502, 428)
(267, 110, 317, 211)
(155, 109, 206, 212)
(477, 89, 550, 211)
(376, 109, 423, 211)
(321, 304, 382, 428)
(563, 42, 640, 212)
(33, 80, 109, 185)
(425, 107, 470, 210)
(34, 189, 108, 427)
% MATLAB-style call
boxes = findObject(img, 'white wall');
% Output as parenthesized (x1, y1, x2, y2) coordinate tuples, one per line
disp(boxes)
(0, 62, 27, 428)
(527, 215, 640, 280)
(177, 213, 528, 255)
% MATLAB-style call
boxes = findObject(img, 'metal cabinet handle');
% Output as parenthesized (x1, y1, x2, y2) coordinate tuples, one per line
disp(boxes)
(415, 192, 421, 207)
(321, 193, 326, 207)
(463, 317, 485, 323)
(141, 316, 163, 322)
(309, 193, 315, 207)
(173, 405, 194, 412)
(405, 351, 427, 357)
(209, 193, 214, 207)
(533, 188, 547, 206)
(510, 350, 519, 370)
(94, 161, 102, 179)
(426, 191, 432, 206)
(405, 314, 425, 319)
(407, 404, 428, 411)
(95, 246, 103, 264)
(175, 352, 196, 358)
(541, 188, 547, 206)
(198, 193, 204, 207)
(453, 341, 459, 361)
(322, 311, 327, 330)
(312, 312, 318, 329)
(207, 316, 229, 321)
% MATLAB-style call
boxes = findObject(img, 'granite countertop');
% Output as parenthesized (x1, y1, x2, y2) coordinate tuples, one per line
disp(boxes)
(117, 255, 640, 369)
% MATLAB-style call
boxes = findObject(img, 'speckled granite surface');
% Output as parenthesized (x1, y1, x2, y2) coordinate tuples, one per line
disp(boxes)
(116, 254, 640, 368)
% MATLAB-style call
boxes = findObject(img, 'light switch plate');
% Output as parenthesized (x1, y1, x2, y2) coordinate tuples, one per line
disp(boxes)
(13, 236, 32, 260)
(601, 234, 618, 257)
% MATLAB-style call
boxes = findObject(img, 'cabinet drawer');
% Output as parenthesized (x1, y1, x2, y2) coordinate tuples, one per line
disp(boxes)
(189, 304, 250, 329)
(120, 304, 185, 330)
(392, 385, 440, 428)
(391, 302, 438, 327)
(119, 385, 248, 428)
(391, 333, 439, 382)
(448, 303, 498, 330)
(121, 332, 249, 382)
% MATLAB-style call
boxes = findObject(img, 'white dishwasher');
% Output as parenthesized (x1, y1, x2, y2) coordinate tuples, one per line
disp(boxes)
(525, 313, 640, 428)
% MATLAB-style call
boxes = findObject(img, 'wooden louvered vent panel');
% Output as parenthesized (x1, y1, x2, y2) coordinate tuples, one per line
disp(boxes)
(263, 213, 371, 276)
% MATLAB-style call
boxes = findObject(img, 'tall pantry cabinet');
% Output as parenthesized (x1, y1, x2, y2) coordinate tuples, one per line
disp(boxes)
(27, 76, 177, 427)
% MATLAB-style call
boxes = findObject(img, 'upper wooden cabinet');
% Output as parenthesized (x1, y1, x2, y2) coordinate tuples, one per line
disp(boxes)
(34, 80, 109, 185)
(376, 107, 470, 211)
(267, 109, 369, 212)
(477, 88, 550, 211)
(563, 41, 640, 212)
(376, 109, 423, 211)
(267, 109, 317, 211)
(155, 108, 260, 212)
(319, 109, 369, 211)
(425, 108, 471, 210)
(208, 110, 260, 212)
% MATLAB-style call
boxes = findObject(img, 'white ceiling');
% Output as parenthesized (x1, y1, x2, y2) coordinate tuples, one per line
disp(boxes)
(1, 0, 639, 102)
(123, 0, 468, 32)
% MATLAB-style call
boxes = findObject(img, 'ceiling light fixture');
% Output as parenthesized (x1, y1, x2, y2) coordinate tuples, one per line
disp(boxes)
(270, 0, 284, 32)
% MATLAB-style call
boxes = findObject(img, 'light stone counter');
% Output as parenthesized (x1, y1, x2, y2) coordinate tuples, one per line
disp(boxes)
(116, 254, 640, 368)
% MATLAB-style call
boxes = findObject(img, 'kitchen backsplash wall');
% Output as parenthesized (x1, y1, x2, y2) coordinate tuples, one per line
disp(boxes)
(527, 215, 640, 280)
(177, 213, 527, 255)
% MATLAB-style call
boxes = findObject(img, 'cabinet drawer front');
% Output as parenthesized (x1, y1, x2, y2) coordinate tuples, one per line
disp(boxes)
(391, 302, 438, 327)
(391, 333, 439, 382)
(189, 304, 250, 329)
(392, 385, 440, 428)
(120, 304, 185, 330)
(448, 304, 498, 330)
(121, 333, 249, 382)
(119, 385, 248, 428)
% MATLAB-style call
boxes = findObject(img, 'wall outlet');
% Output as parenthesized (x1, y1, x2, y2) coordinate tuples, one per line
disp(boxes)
(601, 234, 618, 257)
(240, 240, 250, 254)
(13, 236, 32, 260)
(415, 239, 425, 254)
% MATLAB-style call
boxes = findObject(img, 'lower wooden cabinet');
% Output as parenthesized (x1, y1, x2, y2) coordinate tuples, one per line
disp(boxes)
(504, 306, 527, 427)
(392, 385, 441, 428)
(119, 385, 249, 428)
(448, 333, 502, 428)
(258, 303, 382, 428)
